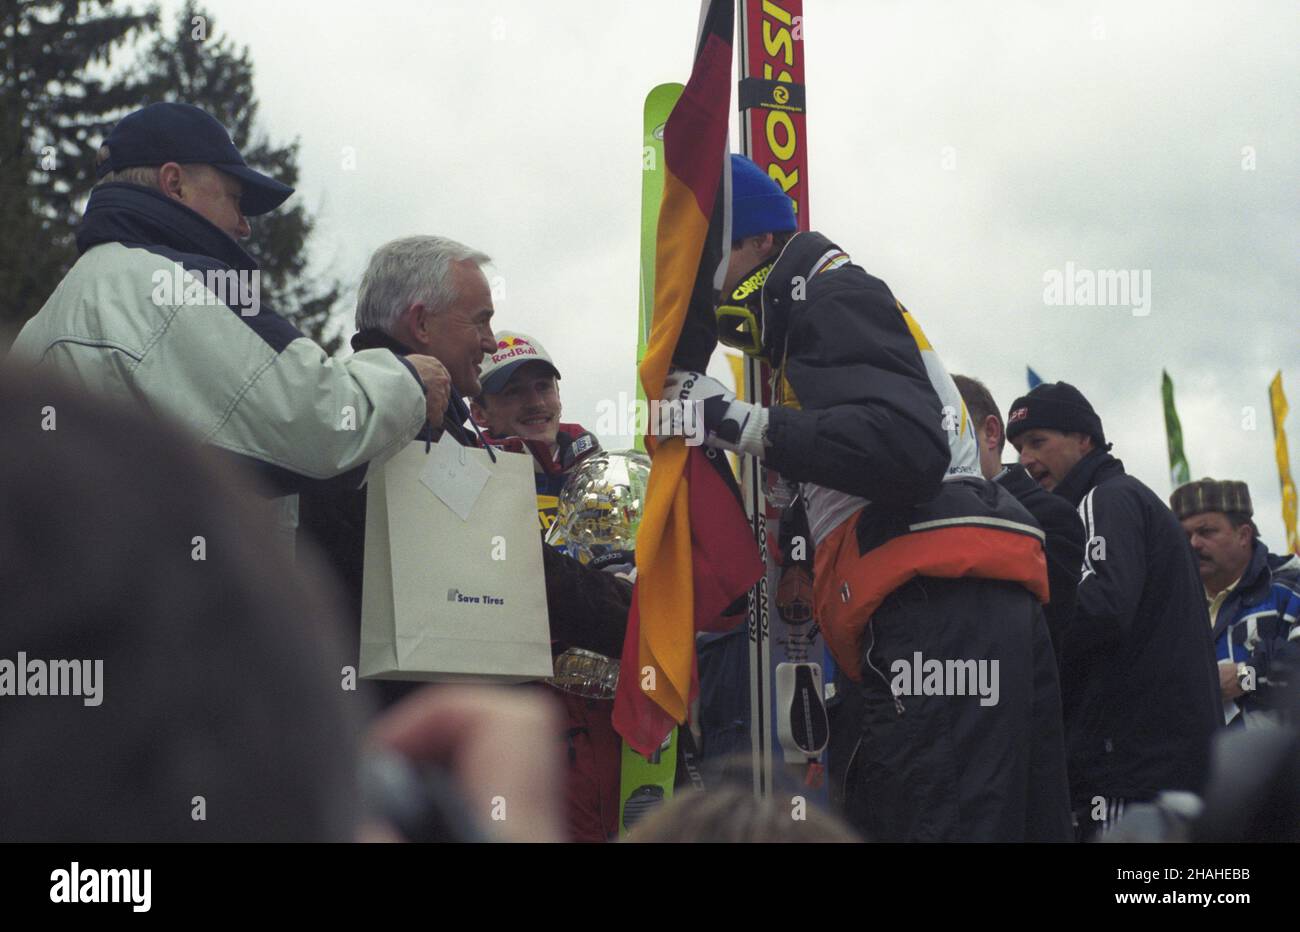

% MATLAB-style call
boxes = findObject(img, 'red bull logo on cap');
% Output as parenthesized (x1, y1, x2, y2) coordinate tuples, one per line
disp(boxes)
(491, 335, 539, 365)
(478, 332, 558, 393)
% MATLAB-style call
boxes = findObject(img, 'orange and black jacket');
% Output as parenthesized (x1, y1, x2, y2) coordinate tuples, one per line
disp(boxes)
(757, 232, 1050, 679)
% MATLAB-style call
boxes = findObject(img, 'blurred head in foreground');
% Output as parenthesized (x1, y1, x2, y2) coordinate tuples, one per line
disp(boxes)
(624, 784, 863, 843)
(0, 366, 361, 841)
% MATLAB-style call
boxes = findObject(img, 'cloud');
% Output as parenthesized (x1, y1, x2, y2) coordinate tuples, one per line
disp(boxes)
(192, 0, 1299, 547)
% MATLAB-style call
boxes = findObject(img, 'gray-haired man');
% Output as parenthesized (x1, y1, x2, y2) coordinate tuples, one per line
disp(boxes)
(298, 235, 632, 720)
(352, 235, 498, 402)
(298, 234, 498, 609)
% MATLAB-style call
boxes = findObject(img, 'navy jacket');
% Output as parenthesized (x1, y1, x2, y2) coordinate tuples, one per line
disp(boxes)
(1053, 449, 1221, 805)
(997, 462, 1085, 656)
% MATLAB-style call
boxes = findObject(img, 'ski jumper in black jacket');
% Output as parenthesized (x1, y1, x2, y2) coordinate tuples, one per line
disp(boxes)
(748, 233, 1072, 841)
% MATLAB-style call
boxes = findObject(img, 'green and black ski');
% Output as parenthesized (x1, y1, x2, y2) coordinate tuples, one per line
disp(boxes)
(618, 81, 684, 837)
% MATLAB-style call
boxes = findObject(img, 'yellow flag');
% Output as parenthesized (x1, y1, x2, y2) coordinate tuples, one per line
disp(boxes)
(1270, 371, 1298, 555)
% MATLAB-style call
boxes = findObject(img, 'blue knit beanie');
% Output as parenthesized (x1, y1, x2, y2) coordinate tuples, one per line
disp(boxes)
(730, 154, 797, 241)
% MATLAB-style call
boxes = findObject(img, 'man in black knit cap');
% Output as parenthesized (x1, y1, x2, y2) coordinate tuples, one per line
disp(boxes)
(1006, 381, 1221, 841)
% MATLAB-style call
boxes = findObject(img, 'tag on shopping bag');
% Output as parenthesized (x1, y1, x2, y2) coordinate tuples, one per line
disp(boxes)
(418, 432, 490, 520)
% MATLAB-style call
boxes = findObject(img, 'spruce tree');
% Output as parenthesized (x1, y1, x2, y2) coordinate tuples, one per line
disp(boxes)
(2, 1, 345, 353)
(1, 0, 155, 343)
(135, 2, 344, 353)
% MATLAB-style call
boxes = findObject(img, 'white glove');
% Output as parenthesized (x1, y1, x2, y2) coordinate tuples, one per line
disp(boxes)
(663, 369, 732, 404)
(659, 369, 767, 457)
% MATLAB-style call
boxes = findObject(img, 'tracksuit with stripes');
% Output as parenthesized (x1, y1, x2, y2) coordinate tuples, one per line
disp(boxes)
(1052, 449, 1221, 839)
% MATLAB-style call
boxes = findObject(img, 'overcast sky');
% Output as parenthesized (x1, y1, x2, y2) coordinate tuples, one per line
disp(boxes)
(158, 0, 1297, 547)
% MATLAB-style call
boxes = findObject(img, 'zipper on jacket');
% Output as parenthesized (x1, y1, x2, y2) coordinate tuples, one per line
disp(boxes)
(863, 625, 904, 715)
(842, 734, 864, 804)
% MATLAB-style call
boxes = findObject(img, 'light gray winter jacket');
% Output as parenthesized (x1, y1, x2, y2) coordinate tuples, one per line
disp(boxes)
(9, 184, 426, 494)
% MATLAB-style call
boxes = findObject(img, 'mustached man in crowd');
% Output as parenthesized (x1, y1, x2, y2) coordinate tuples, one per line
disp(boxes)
(1171, 478, 1300, 728)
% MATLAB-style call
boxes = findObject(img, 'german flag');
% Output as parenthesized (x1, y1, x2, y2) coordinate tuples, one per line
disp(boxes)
(612, 0, 764, 756)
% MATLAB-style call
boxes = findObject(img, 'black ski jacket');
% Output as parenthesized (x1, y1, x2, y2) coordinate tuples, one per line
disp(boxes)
(762, 232, 952, 507)
(755, 232, 1050, 681)
(997, 462, 1085, 655)
(1052, 449, 1221, 806)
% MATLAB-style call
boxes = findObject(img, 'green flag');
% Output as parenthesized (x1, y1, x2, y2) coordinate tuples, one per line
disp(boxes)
(1162, 370, 1191, 488)
(633, 83, 683, 453)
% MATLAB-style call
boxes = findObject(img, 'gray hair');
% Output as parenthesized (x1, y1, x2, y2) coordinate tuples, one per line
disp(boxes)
(94, 165, 164, 189)
(356, 235, 491, 333)
(92, 163, 221, 191)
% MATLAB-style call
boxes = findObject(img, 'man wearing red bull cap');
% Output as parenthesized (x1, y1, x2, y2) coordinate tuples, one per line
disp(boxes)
(471, 331, 624, 842)
(470, 331, 602, 533)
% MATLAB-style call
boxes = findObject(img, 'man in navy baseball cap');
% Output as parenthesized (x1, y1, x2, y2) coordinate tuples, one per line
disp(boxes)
(10, 97, 455, 523)
(95, 102, 293, 229)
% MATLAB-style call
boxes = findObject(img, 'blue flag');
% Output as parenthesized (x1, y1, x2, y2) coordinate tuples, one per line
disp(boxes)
(1027, 366, 1043, 389)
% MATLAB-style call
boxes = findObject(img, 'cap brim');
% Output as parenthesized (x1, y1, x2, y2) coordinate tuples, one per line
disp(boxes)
(481, 359, 561, 395)
(218, 163, 294, 216)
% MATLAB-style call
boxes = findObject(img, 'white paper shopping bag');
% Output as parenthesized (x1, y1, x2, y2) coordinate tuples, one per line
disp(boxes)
(359, 439, 553, 683)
